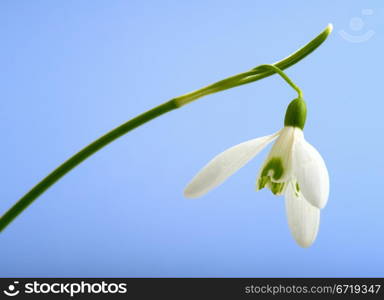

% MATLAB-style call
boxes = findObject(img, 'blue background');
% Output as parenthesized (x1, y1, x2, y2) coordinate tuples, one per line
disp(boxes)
(0, 0, 383, 277)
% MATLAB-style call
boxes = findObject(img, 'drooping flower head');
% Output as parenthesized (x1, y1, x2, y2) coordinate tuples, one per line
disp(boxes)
(184, 66, 329, 247)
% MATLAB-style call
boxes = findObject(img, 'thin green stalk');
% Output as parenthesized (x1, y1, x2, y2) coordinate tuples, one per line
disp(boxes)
(176, 23, 332, 105)
(257, 64, 303, 98)
(0, 24, 332, 232)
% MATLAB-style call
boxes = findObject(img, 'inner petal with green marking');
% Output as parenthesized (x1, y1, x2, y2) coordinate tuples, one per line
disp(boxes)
(257, 157, 287, 195)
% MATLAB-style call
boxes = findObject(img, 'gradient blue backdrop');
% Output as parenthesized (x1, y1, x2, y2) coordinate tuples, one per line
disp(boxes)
(1, 0, 383, 277)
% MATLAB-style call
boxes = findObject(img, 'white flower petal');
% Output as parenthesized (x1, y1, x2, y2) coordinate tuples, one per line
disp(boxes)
(257, 126, 296, 187)
(293, 134, 329, 209)
(184, 131, 280, 198)
(285, 183, 320, 248)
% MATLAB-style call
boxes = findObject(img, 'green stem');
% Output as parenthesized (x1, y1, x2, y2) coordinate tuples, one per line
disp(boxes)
(175, 24, 332, 105)
(258, 64, 303, 98)
(0, 101, 178, 231)
(0, 24, 332, 232)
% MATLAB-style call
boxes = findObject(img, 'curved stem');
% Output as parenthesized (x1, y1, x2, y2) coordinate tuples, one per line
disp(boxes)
(0, 24, 332, 232)
(175, 24, 332, 105)
(258, 64, 303, 98)
(0, 101, 178, 231)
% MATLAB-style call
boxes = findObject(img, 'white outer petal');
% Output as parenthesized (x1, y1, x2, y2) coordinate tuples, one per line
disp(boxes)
(293, 132, 330, 209)
(184, 131, 280, 198)
(285, 183, 320, 248)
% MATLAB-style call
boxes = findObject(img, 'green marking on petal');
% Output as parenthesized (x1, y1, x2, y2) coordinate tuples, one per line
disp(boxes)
(257, 157, 285, 195)
(257, 176, 268, 190)
(261, 157, 284, 180)
(271, 182, 285, 195)
(295, 182, 300, 192)
(257, 158, 286, 195)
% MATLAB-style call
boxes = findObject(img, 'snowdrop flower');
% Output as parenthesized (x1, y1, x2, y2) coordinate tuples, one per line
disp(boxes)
(184, 68, 329, 248)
